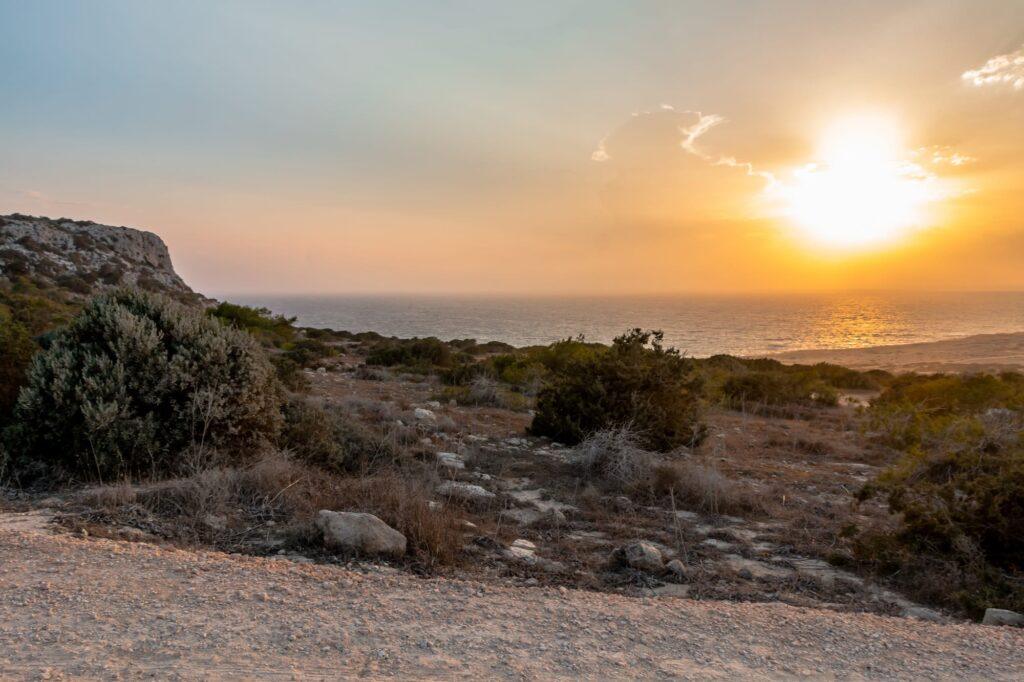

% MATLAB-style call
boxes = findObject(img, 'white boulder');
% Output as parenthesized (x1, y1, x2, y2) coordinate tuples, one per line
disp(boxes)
(314, 510, 407, 559)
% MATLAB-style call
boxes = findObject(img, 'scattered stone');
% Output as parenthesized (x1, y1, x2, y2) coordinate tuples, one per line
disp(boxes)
(436, 452, 466, 469)
(436, 481, 496, 505)
(650, 583, 691, 598)
(611, 496, 634, 512)
(414, 408, 436, 421)
(316, 367, 327, 374)
(500, 508, 542, 526)
(315, 510, 407, 559)
(622, 541, 664, 573)
(723, 555, 794, 580)
(425, 400, 442, 409)
(983, 608, 1024, 627)
(665, 559, 688, 579)
(504, 539, 538, 563)
(902, 606, 945, 623)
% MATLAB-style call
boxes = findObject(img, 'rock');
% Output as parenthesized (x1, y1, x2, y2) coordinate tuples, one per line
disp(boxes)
(983, 608, 1024, 627)
(651, 583, 691, 598)
(436, 481, 496, 505)
(665, 559, 688, 579)
(425, 400, 442, 409)
(414, 408, 436, 421)
(500, 508, 543, 526)
(508, 538, 536, 557)
(723, 554, 794, 580)
(314, 510, 407, 558)
(436, 452, 465, 469)
(623, 541, 664, 573)
(902, 606, 945, 623)
(316, 366, 327, 374)
(541, 509, 567, 526)
(611, 496, 634, 512)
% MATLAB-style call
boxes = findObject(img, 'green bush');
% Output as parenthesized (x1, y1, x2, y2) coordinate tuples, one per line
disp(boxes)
(365, 337, 452, 369)
(867, 372, 1024, 450)
(284, 337, 336, 367)
(530, 329, 704, 451)
(0, 313, 37, 424)
(209, 301, 296, 347)
(4, 289, 282, 482)
(857, 372, 1024, 617)
(721, 371, 837, 410)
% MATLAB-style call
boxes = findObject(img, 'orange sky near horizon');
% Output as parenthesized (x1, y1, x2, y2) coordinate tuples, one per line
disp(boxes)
(2, 2, 1023, 296)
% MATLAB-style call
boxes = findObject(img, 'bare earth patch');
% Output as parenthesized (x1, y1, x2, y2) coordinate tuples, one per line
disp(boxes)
(2, 518, 1023, 680)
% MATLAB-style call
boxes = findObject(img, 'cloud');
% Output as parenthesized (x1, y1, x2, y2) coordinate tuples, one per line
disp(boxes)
(909, 145, 976, 168)
(591, 107, 776, 187)
(679, 113, 724, 157)
(962, 45, 1024, 90)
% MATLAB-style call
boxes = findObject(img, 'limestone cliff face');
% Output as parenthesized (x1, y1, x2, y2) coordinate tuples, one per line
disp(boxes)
(0, 214, 197, 299)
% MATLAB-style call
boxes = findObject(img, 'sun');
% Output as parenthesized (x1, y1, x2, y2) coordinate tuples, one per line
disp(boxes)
(779, 115, 932, 250)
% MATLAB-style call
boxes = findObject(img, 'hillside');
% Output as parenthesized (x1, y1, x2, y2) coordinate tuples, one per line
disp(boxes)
(0, 213, 198, 302)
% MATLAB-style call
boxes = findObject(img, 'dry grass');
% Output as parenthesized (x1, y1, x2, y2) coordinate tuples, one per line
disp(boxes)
(80, 450, 463, 568)
(573, 426, 654, 489)
(643, 459, 768, 516)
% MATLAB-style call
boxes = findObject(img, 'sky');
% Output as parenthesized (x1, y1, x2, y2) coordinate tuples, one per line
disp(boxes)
(2, 1, 1023, 296)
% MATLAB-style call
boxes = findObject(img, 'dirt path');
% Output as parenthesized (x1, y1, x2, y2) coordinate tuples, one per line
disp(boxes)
(1, 513, 1022, 680)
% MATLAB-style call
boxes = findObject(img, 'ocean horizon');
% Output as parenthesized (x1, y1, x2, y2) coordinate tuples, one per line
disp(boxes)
(225, 291, 1024, 358)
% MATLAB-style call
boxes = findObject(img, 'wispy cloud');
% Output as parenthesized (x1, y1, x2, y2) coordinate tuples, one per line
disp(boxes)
(909, 145, 976, 168)
(592, 108, 776, 187)
(962, 45, 1024, 90)
(591, 138, 610, 162)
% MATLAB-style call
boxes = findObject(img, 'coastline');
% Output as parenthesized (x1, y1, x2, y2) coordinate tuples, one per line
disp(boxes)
(771, 330, 1024, 373)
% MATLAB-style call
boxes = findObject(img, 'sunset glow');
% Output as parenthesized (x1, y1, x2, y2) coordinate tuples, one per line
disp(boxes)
(778, 116, 934, 250)
(1, 3, 1023, 294)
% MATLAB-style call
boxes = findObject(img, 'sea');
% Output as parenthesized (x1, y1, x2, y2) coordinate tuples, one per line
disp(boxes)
(227, 291, 1024, 358)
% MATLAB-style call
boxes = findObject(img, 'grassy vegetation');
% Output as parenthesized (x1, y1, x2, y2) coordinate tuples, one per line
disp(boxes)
(855, 372, 1024, 618)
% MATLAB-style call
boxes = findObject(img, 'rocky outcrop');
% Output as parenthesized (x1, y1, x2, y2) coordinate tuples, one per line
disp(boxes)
(0, 213, 197, 300)
(315, 510, 407, 558)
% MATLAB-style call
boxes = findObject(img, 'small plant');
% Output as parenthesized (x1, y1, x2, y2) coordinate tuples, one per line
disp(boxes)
(530, 329, 704, 451)
(4, 289, 282, 483)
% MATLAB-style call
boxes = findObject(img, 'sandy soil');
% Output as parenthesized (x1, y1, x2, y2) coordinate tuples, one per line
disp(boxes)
(772, 331, 1024, 373)
(2, 512, 1022, 680)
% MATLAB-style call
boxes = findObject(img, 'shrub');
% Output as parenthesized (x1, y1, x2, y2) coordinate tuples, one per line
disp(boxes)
(4, 289, 282, 482)
(208, 301, 296, 347)
(530, 329, 704, 451)
(365, 337, 452, 369)
(284, 337, 336, 367)
(0, 313, 36, 424)
(279, 397, 398, 474)
(857, 372, 1024, 617)
(721, 371, 837, 411)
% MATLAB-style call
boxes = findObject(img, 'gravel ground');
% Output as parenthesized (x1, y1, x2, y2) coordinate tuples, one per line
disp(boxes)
(2, 512, 1023, 680)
